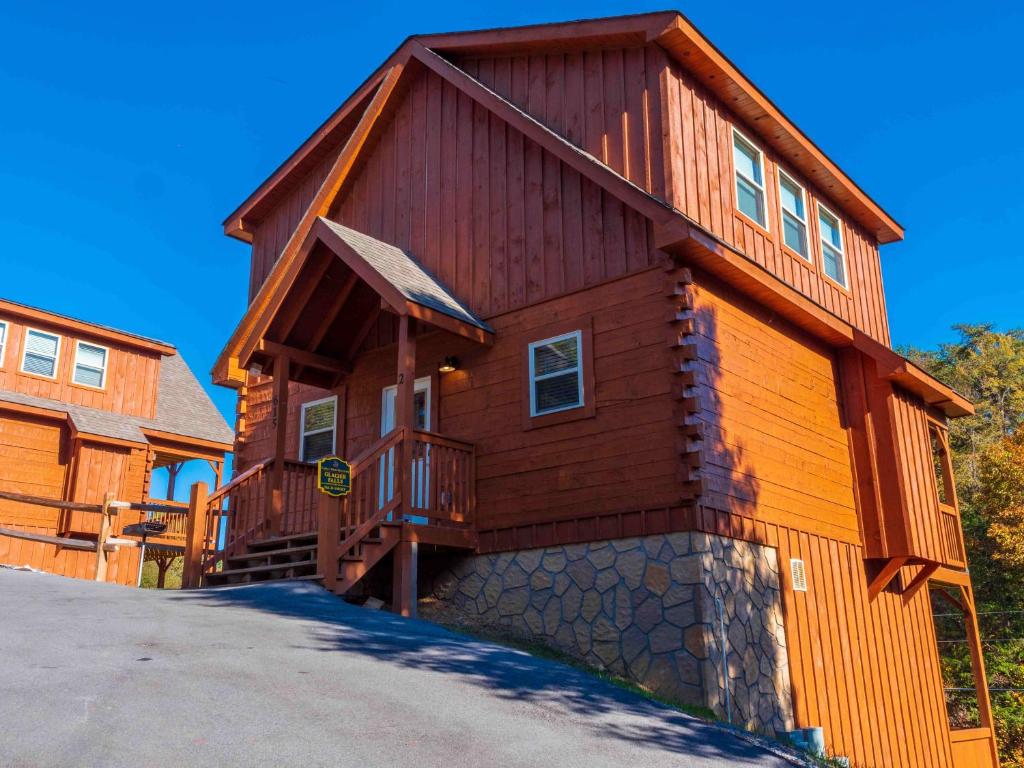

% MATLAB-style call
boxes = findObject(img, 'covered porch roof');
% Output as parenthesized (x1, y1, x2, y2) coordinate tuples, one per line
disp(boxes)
(232, 218, 493, 388)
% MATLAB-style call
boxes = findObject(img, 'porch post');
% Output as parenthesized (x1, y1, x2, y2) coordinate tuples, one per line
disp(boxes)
(392, 315, 417, 616)
(267, 354, 290, 536)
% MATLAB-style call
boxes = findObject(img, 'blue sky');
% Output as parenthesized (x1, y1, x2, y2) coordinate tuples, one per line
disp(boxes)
(1, 1, 1021, 497)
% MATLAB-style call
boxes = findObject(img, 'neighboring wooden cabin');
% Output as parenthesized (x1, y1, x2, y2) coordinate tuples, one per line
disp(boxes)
(0, 299, 233, 584)
(210, 13, 997, 767)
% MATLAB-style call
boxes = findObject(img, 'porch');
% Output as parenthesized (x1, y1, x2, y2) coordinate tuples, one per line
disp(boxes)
(207, 219, 492, 612)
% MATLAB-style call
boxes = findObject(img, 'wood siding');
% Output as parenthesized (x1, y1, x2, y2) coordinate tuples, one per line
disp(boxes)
(771, 523, 953, 768)
(690, 270, 860, 543)
(0, 315, 162, 419)
(238, 269, 680, 539)
(0, 413, 147, 585)
(660, 57, 890, 345)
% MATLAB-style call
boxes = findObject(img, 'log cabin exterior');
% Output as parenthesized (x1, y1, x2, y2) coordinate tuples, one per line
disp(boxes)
(0, 299, 233, 583)
(210, 12, 998, 767)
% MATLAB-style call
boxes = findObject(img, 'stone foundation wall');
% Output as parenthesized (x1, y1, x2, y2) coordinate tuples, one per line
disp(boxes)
(426, 531, 794, 735)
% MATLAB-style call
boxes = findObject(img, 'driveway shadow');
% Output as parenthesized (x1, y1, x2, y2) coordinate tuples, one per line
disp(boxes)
(170, 582, 789, 765)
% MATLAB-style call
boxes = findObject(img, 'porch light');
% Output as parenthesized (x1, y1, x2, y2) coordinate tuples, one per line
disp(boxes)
(438, 356, 459, 374)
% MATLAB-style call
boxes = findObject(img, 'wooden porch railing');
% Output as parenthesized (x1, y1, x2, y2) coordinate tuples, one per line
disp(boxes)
(409, 430, 475, 527)
(940, 502, 967, 569)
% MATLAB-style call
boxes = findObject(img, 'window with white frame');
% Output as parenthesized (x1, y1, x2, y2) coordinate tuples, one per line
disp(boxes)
(72, 341, 108, 388)
(733, 129, 767, 228)
(529, 331, 584, 417)
(0, 321, 7, 366)
(21, 328, 61, 378)
(778, 171, 808, 258)
(818, 204, 848, 287)
(300, 396, 337, 462)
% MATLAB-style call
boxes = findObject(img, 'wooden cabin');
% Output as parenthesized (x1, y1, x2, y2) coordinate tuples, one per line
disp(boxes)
(210, 12, 998, 767)
(0, 299, 233, 583)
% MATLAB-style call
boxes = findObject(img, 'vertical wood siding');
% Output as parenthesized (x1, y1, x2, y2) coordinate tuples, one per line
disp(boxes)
(330, 67, 654, 321)
(0, 414, 147, 585)
(660, 57, 890, 345)
(774, 527, 955, 768)
(0, 317, 161, 419)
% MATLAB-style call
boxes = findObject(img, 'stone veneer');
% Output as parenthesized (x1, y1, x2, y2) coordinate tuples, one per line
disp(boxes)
(426, 531, 794, 735)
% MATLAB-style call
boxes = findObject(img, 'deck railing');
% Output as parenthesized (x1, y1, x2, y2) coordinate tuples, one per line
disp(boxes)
(939, 502, 967, 569)
(409, 430, 475, 527)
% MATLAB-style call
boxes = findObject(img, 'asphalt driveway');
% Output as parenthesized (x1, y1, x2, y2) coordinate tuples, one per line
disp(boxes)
(0, 569, 798, 768)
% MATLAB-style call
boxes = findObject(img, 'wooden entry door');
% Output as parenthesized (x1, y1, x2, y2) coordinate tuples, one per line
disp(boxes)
(380, 377, 431, 522)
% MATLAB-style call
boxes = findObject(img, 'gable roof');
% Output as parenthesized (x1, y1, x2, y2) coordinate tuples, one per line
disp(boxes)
(0, 351, 233, 448)
(318, 219, 492, 334)
(223, 11, 902, 246)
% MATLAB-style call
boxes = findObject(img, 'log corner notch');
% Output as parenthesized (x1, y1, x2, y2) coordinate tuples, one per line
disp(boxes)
(665, 261, 704, 504)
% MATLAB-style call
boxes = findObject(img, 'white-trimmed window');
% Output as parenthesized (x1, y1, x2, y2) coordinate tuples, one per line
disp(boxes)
(818, 204, 848, 287)
(0, 321, 7, 366)
(21, 328, 61, 379)
(72, 341, 108, 389)
(529, 331, 584, 417)
(733, 129, 767, 228)
(300, 396, 337, 462)
(778, 170, 808, 258)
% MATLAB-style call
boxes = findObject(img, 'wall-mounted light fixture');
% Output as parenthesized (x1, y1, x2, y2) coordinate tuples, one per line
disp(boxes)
(438, 356, 459, 374)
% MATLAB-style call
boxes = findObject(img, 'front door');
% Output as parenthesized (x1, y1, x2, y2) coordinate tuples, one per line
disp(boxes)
(380, 377, 431, 522)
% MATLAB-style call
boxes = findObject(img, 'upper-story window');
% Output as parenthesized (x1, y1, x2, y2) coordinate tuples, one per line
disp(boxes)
(300, 396, 337, 462)
(72, 341, 108, 389)
(0, 321, 7, 366)
(778, 171, 809, 259)
(818, 204, 848, 287)
(21, 328, 61, 379)
(529, 331, 584, 417)
(733, 129, 767, 229)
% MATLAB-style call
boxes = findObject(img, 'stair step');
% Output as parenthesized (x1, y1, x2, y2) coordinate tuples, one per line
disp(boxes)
(228, 544, 317, 565)
(342, 554, 364, 562)
(247, 532, 317, 551)
(209, 560, 318, 579)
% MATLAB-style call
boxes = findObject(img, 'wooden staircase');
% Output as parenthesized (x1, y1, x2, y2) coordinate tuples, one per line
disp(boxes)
(202, 427, 476, 605)
(205, 523, 403, 589)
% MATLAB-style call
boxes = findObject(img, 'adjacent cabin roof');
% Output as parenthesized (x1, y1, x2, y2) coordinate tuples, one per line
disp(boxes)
(317, 219, 492, 334)
(222, 11, 903, 246)
(0, 297, 175, 355)
(0, 352, 233, 447)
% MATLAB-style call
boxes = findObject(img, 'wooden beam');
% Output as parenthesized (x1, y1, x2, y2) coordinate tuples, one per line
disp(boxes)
(346, 305, 382, 363)
(214, 60, 410, 386)
(270, 249, 335, 343)
(267, 355, 291, 535)
(182, 481, 210, 589)
(396, 315, 416, 538)
(307, 271, 360, 350)
(317, 494, 341, 593)
(258, 340, 350, 375)
(391, 540, 417, 617)
(94, 493, 115, 582)
(867, 557, 907, 601)
(901, 563, 939, 602)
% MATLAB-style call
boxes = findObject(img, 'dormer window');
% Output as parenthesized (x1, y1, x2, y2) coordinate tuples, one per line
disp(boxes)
(73, 341, 108, 389)
(21, 328, 61, 379)
(733, 129, 767, 229)
(818, 204, 848, 287)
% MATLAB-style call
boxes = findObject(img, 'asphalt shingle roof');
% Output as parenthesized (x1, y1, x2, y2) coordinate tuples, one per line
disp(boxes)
(318, 218, 493, 334)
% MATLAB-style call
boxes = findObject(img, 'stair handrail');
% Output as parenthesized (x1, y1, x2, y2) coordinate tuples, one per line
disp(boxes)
(207, 458, 273, 507)
(318, 427, 408, 589)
